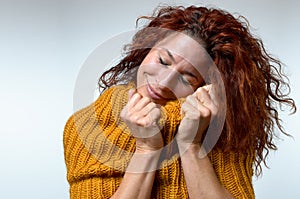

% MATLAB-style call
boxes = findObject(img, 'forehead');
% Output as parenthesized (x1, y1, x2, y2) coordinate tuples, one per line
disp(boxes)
(154, 33, 212, 74)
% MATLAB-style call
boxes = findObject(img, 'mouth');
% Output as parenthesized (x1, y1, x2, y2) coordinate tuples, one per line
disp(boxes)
(143, 74, 176, 104)
(147, 83, 168, 101)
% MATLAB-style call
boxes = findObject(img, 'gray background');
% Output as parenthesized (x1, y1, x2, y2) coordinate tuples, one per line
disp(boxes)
(0, 0, 299, 198)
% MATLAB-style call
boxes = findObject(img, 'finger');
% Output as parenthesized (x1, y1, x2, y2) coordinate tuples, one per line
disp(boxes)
(181, 101, 200, 119)
(186, 94, 207, 113)
(185, 95, 199, 109)
(133, 97, 152, 112)
(127, 92, 142, 109)
(182, 99, 212, 119)
(195, 86, 218, 117)
(194, 87, 208, 101)
(202, 84, 212, 93)
(128, 88, 136, 100)
(142, 107, 161, 127)
(194, 87, 214, 107)
(137, 102, 159, 117)
(204, 84, 219, 117)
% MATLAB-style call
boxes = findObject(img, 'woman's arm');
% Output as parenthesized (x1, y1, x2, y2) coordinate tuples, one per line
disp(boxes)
(178, 143, 234, 199)
(111, 89, 164, 199)
(111, 150, 161, 199)
(176, 86, 234, 199)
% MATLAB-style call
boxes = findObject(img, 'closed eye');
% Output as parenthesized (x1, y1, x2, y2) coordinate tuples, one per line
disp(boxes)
(179, 75, 192, 86)
(159, 57, 168, 66)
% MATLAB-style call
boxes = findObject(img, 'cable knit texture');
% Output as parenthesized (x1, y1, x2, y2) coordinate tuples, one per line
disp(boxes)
(63, 84, 255, 199)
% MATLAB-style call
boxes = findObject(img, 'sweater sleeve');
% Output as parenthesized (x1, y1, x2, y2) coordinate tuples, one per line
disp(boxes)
(208, 149, 255, 199)
(63, 114, 127, 199)
(63, 86, 134, 199)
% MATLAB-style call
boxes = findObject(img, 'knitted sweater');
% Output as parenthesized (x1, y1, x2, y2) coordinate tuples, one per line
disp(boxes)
(63, 84, 255, 199)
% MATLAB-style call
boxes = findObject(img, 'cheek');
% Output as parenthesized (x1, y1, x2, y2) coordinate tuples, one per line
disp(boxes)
(174, 88, 194, 98)
(136, 65, 156, 86)
(136, 66, 145, 86)
(137, 63, 161, 80)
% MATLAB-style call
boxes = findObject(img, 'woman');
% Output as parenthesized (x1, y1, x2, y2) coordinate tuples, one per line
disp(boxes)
(63, 5, 296, 199)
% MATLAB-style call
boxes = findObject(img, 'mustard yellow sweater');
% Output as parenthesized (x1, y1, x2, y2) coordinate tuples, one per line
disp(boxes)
(63, 84, 255, 199)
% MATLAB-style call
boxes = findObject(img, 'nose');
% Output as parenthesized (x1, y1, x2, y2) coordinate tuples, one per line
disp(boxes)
(157, 68, 178, 91)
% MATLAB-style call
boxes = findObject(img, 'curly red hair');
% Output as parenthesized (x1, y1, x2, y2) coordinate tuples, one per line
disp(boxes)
(99, 5, 296, 176)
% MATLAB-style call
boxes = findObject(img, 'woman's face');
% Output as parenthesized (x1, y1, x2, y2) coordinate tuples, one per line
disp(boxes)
(136, 33, 211, 105)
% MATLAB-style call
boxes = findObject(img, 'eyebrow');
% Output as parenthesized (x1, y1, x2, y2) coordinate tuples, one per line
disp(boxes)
(182, 71, 199, 83)
(162, 48, 200, 82)
(162, 48, 175, 62)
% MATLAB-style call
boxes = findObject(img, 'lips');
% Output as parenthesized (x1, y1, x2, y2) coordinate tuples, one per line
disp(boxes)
(147, 84, 168, 101)
(143, 74, 175, 104)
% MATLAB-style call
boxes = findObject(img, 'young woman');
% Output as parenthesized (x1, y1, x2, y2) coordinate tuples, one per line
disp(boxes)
(63, 5, 296, 199)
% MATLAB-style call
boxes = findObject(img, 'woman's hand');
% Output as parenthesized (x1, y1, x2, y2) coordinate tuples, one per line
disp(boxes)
(176, 85, 218, 149)
(120, 89, 163, 153)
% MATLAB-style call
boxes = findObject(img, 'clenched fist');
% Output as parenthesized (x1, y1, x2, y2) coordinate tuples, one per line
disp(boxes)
(120, 89, 164, 153)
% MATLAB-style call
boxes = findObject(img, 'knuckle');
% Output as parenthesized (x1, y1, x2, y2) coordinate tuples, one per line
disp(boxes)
(136, 120, 146, 127)
(128, 115, 138, 123)
(132, 115, 140, 122)
(197, 87, 206, 92)
(148, 102, 156, 109)
(143, 97, 151, 103)
(186, 95, 194, 102)
(134, 92, 142, 98)
(211, 105, 218, 115)
(201, 108, 211, 118)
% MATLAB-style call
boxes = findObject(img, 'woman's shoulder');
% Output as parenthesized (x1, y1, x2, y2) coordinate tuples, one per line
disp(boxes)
(64, 83, 135, 128)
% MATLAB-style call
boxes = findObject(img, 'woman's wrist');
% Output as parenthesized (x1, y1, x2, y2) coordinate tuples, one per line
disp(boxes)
(135, 147, 162, 155)
(177, 142, 207, 159)
(126, 149, 162, 173)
